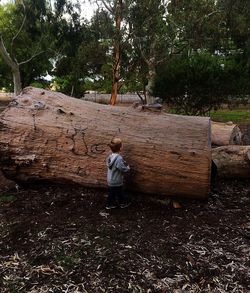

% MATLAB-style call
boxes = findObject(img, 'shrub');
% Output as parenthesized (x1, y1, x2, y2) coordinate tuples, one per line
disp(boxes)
(153, 53, 250, 115)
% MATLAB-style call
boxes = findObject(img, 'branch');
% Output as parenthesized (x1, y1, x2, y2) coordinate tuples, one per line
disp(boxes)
(138, 45, 150, 66)
(198, 10, 221, 26)
(136, 91, 146, 104)
(100, 0, 114, 14)
(11, 0, 26, 56)
(18, 50, 45, 66)
(0, 35, 17, 70)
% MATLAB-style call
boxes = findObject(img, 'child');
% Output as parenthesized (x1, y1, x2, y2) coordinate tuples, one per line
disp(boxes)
(106, 137, 130, 209)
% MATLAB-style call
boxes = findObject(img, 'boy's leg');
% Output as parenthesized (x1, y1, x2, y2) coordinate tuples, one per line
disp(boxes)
(106, 187, 118, 208)
(117, 186, 130, 206)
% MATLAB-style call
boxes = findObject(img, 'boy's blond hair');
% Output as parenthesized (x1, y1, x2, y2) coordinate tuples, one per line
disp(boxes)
(108, 137, 122, 153)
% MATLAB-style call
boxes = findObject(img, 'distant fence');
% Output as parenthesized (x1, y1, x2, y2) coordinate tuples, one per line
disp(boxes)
(82, 93, 141, 104)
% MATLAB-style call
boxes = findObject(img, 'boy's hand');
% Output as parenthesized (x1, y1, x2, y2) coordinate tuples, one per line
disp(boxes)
(127, 165, 130, 170)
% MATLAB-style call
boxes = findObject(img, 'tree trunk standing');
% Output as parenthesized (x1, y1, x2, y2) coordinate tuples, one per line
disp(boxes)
(144, 42, 157, 104)
(0, 36, 22, 96)
(0, 87, 212, 199)
(145, 60, 156, 104)
(211, 121, 242, 146)
(13, 67, 22, 97)
(212, 146, 250, 178)
(110, 0, 123, 106)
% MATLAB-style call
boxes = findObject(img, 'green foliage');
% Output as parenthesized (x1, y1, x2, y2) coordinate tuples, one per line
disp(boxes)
(0, 0, 249, 114)
(217, 0, 250, 53)
(154, 53, 250, 115)
(167, 0, 225, 52)
(30, 81, 46, 89)
(51, 76, 84, 98)
(52, 7, 114, 97)
(0, 1, 55, 90)
(125, 0, 169, 94)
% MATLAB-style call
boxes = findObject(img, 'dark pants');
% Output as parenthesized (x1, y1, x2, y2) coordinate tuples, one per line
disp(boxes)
(107, 186, 128, 207)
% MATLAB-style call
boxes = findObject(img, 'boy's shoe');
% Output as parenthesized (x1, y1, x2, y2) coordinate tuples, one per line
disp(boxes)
(105, 205, 118, 210)
(120, 202, 131, 209)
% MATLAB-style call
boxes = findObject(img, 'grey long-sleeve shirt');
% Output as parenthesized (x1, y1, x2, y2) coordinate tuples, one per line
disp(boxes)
(106, 153, 130, 186)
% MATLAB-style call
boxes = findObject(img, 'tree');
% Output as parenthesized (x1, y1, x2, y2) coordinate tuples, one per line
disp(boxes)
(217, 0, 250, 59)
(127, 0, 170, 104)
(94, 0, 128, 105)
(0, 1, 53, 95)
(153, 53, 250, 115)
(166, 0, 224, 53)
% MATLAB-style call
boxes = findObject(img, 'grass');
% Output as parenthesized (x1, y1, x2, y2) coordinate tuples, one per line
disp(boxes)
(164, 106, 250, 124)
(209, 109, 250, 124)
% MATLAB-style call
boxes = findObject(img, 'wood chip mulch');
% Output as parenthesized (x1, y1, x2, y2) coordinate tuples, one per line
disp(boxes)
(0, 179, 249, 292)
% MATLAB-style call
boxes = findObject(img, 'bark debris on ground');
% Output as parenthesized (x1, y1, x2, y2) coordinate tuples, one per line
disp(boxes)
(0, 179, 249, 293)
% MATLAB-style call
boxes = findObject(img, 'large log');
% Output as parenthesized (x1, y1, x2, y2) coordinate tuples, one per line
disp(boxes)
(0, 87, 211, 199)
(212, 146, 250, 178)
(211, 121, 242, 146)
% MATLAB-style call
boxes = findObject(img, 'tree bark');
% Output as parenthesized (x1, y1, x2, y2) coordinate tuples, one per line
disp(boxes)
(0, 87, 212, 199)
(110, 0, 123, 106)
(13, 67, 22, 97)
(0, 36, 22, 96)
(212, 146, 250, 178)
(145, 60, 156, 104)
(211, 121, 242, 146)
(144, 42, 157, 105)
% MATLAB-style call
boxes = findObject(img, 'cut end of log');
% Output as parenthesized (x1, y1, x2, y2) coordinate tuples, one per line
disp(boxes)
(211, 121, 242, 146)
(212, 145, 250, 179)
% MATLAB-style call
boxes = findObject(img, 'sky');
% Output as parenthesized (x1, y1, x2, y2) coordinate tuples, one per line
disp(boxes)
(81, 2, 97, 20)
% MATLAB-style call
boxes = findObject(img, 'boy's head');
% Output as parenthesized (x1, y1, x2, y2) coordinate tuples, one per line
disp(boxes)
(109, 137, 122, 153)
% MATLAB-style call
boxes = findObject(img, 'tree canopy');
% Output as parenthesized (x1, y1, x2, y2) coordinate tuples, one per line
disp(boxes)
(0, 0, 249, 112)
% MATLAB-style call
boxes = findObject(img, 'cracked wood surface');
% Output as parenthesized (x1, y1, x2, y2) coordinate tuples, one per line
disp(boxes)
(211, 121, 242, 146)
(212, 145, 250, 178)
(0, 87, 211, 199)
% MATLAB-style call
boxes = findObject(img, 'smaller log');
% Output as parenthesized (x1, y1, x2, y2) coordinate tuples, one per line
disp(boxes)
(211, 121, 242, 146)
(142, 103, 163, 111)
(212, 146, 250, 178)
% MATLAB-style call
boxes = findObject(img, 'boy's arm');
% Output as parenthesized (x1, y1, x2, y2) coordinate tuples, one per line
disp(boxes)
(116, 156, 130, 172)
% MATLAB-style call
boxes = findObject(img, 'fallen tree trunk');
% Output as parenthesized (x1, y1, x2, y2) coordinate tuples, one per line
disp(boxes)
(212, 146, 250, 178)
(211, 121, 242, 146)
(0, 87, 211, 199)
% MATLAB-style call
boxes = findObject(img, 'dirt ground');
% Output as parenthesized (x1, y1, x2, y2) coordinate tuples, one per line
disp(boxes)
(0, 179, 249, 293)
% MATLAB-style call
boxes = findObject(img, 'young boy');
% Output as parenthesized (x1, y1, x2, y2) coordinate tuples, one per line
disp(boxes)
(106, 137, 130, 210)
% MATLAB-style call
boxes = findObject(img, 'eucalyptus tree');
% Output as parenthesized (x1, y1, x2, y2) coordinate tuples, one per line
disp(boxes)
(126, 0, 170, 104)
(217, 0, 250, 58)
(0, 0, 55, 95)
(166, 0, 224, 54)
(84, 9, 114, 92)
(153, 0, 250, 114)
(93, 0, 129, 105)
